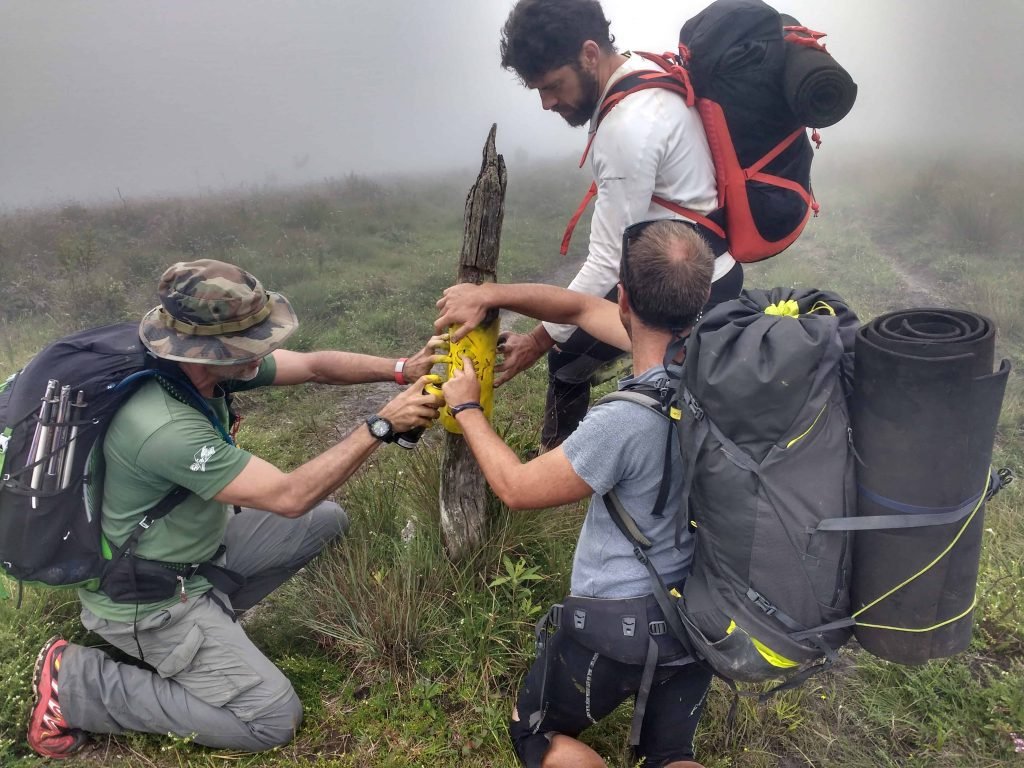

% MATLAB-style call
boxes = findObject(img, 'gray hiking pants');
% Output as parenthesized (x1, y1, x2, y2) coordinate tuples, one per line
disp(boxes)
(58, 501, 348, 751)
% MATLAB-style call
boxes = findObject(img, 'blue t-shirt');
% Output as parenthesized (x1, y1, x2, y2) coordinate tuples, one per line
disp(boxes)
(562, 366, 694, 598)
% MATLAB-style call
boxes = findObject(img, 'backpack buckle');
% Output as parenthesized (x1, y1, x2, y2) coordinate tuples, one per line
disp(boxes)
(622, 616, 636, 637)
(747, 588, 778, 616)
(649, 620, 667, 636)
(682, 390, 704, 421)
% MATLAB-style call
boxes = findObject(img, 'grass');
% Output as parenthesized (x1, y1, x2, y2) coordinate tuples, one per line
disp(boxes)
(1, 150, 1022, 766)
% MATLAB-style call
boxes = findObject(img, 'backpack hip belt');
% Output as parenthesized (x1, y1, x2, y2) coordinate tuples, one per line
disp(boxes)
(530, 592, 693, 747)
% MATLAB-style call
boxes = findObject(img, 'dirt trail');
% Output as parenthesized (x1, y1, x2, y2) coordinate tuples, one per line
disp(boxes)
(878, 247, 943, 309)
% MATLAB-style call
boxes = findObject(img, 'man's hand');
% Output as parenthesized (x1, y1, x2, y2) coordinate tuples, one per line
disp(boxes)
(378, 375, 443, 432)
(435, 283, 492, 342)
(495, 328, 552, 388)
(402, 334, 449, 381)
(442, 356, 481, 407)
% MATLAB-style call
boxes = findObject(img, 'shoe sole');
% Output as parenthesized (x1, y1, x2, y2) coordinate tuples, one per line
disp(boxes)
(26, 635, 65, 756)
(30, 635, 62, 704)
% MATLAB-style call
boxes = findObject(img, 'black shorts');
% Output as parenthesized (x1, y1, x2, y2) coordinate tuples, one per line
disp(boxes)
(509, 629, 713, 768)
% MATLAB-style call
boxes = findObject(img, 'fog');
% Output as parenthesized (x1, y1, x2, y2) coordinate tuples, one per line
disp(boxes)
(1, 0, 1021, 210)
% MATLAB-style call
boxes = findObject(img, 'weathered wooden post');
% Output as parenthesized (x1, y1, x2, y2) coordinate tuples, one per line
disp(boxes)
(439, 125, 506, 560)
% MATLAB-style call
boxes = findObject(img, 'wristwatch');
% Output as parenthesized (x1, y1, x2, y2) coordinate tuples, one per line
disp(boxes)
(365, 415, 396, 443)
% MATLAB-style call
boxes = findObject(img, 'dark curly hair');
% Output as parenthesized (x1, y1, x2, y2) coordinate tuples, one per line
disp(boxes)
(500, 0, 616, 83)
(620, 220, 714, 333)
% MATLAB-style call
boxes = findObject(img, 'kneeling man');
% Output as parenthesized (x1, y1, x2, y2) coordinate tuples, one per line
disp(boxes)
(435, 220, 714, 768)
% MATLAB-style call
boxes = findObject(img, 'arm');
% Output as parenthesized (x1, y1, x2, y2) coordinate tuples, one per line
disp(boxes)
(270, 336, 446, 387)
(436, 282, 630, 351)
(214, 374, 441, 517)
(441, 358, 593, 509)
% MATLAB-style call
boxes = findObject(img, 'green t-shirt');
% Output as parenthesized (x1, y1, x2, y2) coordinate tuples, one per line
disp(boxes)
(79, 358, 277, 621)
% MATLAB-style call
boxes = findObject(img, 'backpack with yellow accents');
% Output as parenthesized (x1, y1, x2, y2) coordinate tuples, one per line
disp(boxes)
(601, 287, 859, 689)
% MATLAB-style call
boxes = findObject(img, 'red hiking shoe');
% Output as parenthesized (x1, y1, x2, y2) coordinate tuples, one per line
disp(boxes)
(26, 636, 88, 759)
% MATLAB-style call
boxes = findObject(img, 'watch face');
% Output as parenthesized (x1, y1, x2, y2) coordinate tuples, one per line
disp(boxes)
(369, 417, 391, 439)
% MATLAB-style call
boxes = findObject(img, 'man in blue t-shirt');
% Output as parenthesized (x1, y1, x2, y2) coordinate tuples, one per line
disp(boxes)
(436, 220, 715, 768)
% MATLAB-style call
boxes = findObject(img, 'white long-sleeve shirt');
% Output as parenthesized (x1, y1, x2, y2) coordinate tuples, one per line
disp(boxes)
(544, 53, 734, 343)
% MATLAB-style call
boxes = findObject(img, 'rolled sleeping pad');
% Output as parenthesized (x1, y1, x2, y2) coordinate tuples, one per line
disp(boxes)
(851, 309, 1010, 664)
(780, 14, 858, 127)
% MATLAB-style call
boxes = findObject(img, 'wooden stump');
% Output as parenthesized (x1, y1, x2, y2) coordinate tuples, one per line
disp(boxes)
(439, 125, 506, 561)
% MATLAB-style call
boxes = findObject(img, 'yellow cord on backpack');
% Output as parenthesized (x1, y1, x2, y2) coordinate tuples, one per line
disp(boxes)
(852, 471, 990, 633)
(764, 299, 836, 318)
(764, 299, 801, 317)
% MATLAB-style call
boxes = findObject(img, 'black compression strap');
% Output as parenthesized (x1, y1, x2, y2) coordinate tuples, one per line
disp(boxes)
(106, 486, 191, 563)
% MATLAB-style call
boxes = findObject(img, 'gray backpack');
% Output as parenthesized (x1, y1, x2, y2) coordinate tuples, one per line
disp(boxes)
(602, 287, 859, 687)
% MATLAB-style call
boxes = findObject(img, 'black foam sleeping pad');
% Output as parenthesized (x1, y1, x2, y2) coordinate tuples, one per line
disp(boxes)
(779, 13, 858, 127)
(851, 308, 1010, 663)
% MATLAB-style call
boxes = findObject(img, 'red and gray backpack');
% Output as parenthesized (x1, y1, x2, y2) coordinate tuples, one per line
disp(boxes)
(561, 0, 857, 263)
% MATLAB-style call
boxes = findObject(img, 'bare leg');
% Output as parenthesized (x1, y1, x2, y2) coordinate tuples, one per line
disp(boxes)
(541, 733, 606, 768)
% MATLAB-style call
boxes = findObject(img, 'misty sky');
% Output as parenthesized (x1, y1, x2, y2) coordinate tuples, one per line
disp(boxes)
(1, 0, 1020, 210)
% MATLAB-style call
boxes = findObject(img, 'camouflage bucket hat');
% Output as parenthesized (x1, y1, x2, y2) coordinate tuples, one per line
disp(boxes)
(139, 259, 298, 364)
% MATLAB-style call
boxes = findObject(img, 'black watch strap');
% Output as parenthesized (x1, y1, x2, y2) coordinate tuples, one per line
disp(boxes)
(366, 415, 395, 443)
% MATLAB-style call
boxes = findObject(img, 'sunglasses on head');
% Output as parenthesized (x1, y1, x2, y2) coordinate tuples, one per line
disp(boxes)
(621, 220, 656, 286)
(621, 219, 697, 284)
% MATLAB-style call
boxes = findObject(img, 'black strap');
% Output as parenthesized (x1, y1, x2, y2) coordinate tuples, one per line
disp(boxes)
(105, 486, 191, 564)
(603, 491, 692, 654)
(604, 490, 653, 549)
(593, 386, 677, 520)
(528, 605, 561, 733)
(745, 588, 804, 633)
(100, 486, 246, 600)
(597, 70, 690, 128)
(650, 419, 675, 519)
(676, 389, 712, 546)
(194, 560, 246, 596)
(815, 466, 1004, 533)
(629, 637, 661, 746)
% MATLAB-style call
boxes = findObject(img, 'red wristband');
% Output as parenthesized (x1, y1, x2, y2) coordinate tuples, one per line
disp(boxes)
(394, 358, 408, 385)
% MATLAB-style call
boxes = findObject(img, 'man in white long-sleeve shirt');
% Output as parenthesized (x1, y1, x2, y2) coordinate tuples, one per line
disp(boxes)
(497, 0, 743, 449)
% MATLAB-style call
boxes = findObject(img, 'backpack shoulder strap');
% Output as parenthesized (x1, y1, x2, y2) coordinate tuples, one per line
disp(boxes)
(579, 52, 694, 168)
(104, 486, 191, 562)
(102, 368, 237, 558)
(597, 388, 678, 520)
(604, 489, 693, 656)
(561, 52, 721, 256)
(595, 389, 667, 415)
(598, 52, 694, 128)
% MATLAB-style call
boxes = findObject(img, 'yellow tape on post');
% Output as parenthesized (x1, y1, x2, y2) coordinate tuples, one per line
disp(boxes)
(440, 320, 499, 434)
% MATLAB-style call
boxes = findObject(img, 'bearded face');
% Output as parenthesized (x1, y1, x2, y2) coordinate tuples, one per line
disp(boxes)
(531, 60, 602, 128)
(554, 62, 602, 127)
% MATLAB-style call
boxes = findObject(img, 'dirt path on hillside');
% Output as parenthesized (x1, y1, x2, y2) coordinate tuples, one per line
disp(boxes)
(875, 243, 943, 309)
(865, 213, 973, 313)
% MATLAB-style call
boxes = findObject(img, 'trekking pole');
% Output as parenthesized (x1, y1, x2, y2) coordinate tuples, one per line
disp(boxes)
(60, 390, 87, 491)
(29, 379, 58, 508)
(47, 385, 72, 483)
